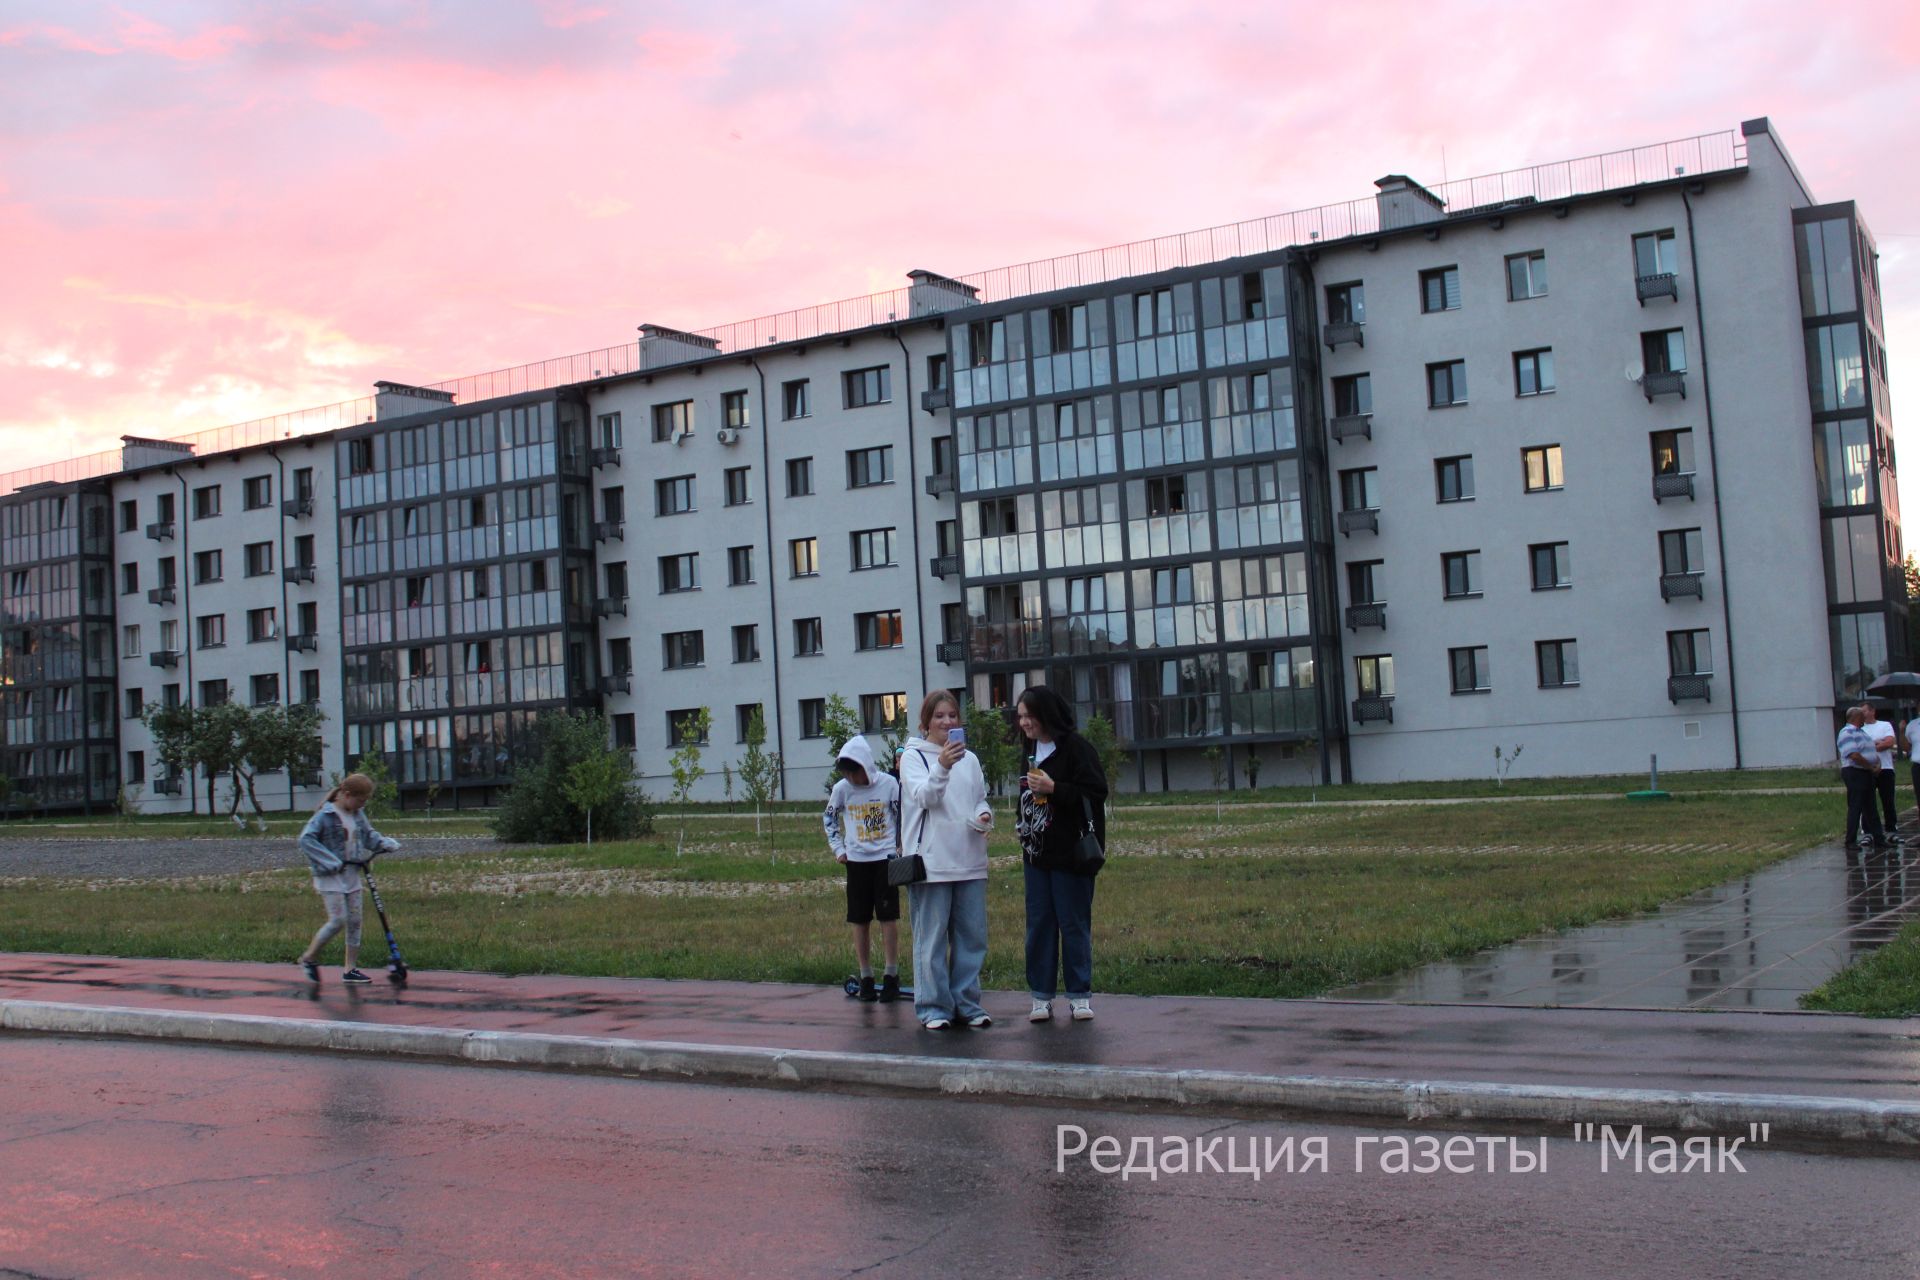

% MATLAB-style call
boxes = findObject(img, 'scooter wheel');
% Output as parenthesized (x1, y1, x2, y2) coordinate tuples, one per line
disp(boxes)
(389, 967, 409, 984)
(842, 976, 860, 998)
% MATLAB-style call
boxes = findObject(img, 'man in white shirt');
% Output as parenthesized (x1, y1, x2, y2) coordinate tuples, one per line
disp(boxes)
(1837, 707, 1887, 850)
(1906, 713, 1920, 826)
(1863, 705, 1902, 841)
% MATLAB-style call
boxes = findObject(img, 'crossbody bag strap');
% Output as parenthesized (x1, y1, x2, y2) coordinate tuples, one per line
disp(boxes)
(911, 749, 933, 852)
(1081, 794, 1096, 833)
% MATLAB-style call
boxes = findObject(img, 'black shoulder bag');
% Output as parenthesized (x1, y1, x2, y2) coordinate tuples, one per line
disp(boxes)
(1071, 794, 1106, 875)
(887, 750, 932, 887)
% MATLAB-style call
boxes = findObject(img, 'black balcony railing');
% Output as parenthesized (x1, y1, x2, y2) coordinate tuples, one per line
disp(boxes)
(593, 520, 625, 543)
(286, 633, 319, 653)
(921, 387, 952, 413)
(591, 445, 622, 469)
(1652, 471, 1695, 502)
(147, 650, 179, 669)
(930, 553, 959, 579)
(1075, 689, 1319, 746)
(595, 596, 629, 618)
(924, 472, 956, 496)
(1660, 571, 1705, 601)
(1636, 273, 1680, 304)
(1323, 321, 1364, 351)
(146, 585, 175, 605)
(599, 672, 632, 696)
(1337, 508, 1379, 536)
(145, 521, 175, 542)
(1641, 369, 1686, 401)
(1352, 696, 1395, 724)
(1330, 413, 1373, 444)
(1345, 602, 1387, 631)
(283, 564, 316, 584)
(935, 640, 965, 664)
(1668, 673, 1712, 703)
(281, 496, 314, 518)
(153, 774, 184, 796)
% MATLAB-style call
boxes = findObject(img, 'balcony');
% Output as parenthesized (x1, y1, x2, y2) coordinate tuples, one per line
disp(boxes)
(281, 496, 314, 518)
(147, 650, 180, 669)
(594, 596, 630, 619)
(1652, 471, 1695, 502)
(935, 640, 965, 664)
(921, 387, 952, 413)
(1636, 273, 1680, 305)
(1323, 321, 1364, 351)
(153, 774, 184, 796)
(283, 564, 316, 584)
(1330, 413, 1373, 444)
(1345, 602, 1387, 631)
(924, 471, 956, 497)
(591, 445, 622, 470)
(1640, 369, 1687, 401)
(1668, 673, 1713, 703)
(593, 520, 625, 543)
(930, 553, 959, 579)
(145, 521, 175, 542)
(598, 672, 633, 696)
(1337, 508, 1379, 536)
(146, 585, 176, 606)
(1074, 689, 1319, 746)
(1660, 571, 1705, 602)
(965, 620, 1048, 664)
(286, 633, 319, 653)
(1351, 696, 1395, 724)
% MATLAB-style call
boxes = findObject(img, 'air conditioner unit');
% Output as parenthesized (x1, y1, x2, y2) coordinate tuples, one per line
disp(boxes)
(716, 428, 739, 446)
(674, 430, 694, 446)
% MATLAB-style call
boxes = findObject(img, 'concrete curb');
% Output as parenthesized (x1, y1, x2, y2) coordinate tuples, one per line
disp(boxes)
(7, 998, 1917, 1152)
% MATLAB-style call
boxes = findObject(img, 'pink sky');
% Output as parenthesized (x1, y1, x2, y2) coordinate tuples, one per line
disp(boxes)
(2, 1, 1917, 500)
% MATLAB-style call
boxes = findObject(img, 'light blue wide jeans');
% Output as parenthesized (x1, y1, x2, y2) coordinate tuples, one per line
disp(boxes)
(909, 878, 988, 1024)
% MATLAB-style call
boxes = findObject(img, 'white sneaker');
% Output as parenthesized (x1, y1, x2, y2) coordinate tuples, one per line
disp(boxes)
(1070, 999, 1094, 1021)
(967, 1013, 993, 1029)
(1029, 999, 1053, 1022)
(923, 1017, 952, 1031)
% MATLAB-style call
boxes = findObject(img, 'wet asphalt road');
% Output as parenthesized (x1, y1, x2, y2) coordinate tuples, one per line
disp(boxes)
(0, 833, 496, 879)
(4, 1034, 1919, 1280)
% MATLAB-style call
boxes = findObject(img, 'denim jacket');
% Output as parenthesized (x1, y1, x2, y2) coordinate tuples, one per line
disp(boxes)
(298, 802, 395, 878)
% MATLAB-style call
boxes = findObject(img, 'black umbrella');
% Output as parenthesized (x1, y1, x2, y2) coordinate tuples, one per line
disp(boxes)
(1867, 672, 1920, 699)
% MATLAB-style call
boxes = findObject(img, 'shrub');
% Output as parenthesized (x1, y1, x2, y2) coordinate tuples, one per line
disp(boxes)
(492, 710, 653, 844)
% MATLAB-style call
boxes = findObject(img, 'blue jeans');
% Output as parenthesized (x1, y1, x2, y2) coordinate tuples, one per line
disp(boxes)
(910, 878, 988, 1023)
(1024, 863, 1095, 1000)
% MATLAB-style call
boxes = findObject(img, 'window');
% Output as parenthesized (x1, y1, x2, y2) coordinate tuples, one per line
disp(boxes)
(297, 602, 317, 635)
(612, 714, 636, 749)
(244, 542, 273, 577)
(120, 562, 138, 594)
(1355, 654, 1395, 698)
(1144, 475, 1188, 516)
(1506, 251, 1548, 300)
(1339, 467, 1378, 512)
(243, 475, 272, 510)
(608, 638, 633, 675)
(348, 439, 374, 475)
(799, 697, 826, 738)
(655, 475, 695, 515)
(724, 466, 752, 506)
(667, 709, 709, 746)
(652, 400, 693, 442)
(127, 751, 145, 785)
(246, 607, 278, 643)
(1420, 266, 1461, 313)
(662, 631, 705, 669)
(1530, 542, 1572, 590)
(1514, 349, 1555, 396)
(251, 673, 280, 706)
(783, 379, 811, 420)
(855, 610, 904, 651)
(1651, 429, 1696, 477)
(735, 703, 762, 744)
(1132, 287, 1176, 336)
(786, 456, 815, 497)
(1633, 230, 1678, 280)
(122, 625, 142, 657)
(125, 687, 144, 718)
(198, 678, 230, 707)
(850, 527, 896, 569)
(1449, 646, 1492, 694)
(156, 492, 175, 522)
(1347, 560, 1382, 606)
(1441, 551, 1482, 599)
(192, 484, 221, 519)
(842, 366, 891, 408)
(1642, 328, 1687, 375)
(293, 467, 314, 501)
(599, 487, 625, 524)
(1668, 629, 1712, 677)
(1660, 528, 1704, 575)
(727, 545, 754, 586)
(119, 499, 137, 532)
(861, 693, 908, 733)
(1331, 373, 1372, 417)
(794, 617, 824, 656)
(1427, 360, 1467, 407)
(160, 619, 178, 652)
(604, 563, 629, 601)
(722, 390, 750, 430)
(1435, 456, 1474, 503)
(1537, 639, 1579, 688)
(197, 614, 226, 649)
(926, 353, 949, 392)
(597, 412, 623, 449)
(846, 446, 894, 489)
(299, 669, 320, 705)
(732, 624, 760, 664)
(193, 549, 222, 583)
(790, 537, 819, 578)
(659, 553, 699, 593)
(1522, 446, 1565, 493)
(1325, 281, 1365, 325)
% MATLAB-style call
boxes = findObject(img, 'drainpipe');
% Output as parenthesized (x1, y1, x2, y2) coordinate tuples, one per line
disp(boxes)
(1682, 188, 1743, 769)
(891, 330, 931, 699)
(172, 468, 198, 814)
(747, 356, 788, 799)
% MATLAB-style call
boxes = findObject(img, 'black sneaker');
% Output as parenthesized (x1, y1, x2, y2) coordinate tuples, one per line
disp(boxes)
(857, 975, 878, 1002)
(340, 969, 373, 985)
(879, 974, 900, 1003)
(300, 960, 320, 984)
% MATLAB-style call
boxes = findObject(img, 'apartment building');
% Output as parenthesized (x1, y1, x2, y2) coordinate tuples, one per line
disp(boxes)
(0, 118, 1896, 810)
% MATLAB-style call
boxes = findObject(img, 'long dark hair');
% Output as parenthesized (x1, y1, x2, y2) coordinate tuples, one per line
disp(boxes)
(1016, 685, 1076, 744)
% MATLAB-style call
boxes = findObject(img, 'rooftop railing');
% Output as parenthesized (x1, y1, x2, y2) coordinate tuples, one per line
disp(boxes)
(1, 129, 1745, 496)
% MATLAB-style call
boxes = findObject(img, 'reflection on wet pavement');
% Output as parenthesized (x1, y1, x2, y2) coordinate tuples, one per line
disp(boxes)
(1333, 841, 1920, 1009)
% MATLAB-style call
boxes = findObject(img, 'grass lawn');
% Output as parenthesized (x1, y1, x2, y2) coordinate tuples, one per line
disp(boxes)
(0, 791, 1841, 999)
(1801, 920, 1920, 1017)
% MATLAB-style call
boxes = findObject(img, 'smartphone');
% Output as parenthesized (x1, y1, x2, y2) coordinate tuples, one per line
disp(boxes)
(947, 727, 966, 745)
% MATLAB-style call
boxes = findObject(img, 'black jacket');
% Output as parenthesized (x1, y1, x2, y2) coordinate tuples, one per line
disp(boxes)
(1024, 731, 1109, 874)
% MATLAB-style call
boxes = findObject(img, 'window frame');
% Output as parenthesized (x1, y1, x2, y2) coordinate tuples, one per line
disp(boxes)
(1448, 645, 1492, 694)
(1419, 265, 1461, 314)
(1522, 445, 1565, 493)
(1441, 550, 1482, 600)
(1529, 541, 1572, 591)
(1513, 348, 1556, 397)
(1536, 639, 1579, 689)
(1427, 359, 1468, 408)
(1434, 455, 1474, 504)
(1506, 251, 1548, 301)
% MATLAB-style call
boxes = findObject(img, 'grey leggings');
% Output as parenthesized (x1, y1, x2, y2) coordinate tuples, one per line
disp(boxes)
(308, 889, 363, 952)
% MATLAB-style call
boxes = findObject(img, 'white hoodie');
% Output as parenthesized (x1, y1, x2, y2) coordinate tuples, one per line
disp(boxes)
(898, 736, 991, 883)
(822, 735, 901, 863)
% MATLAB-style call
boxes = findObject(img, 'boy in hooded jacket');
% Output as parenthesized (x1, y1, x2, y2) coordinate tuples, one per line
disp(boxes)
(823, 734, 903, 1001)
